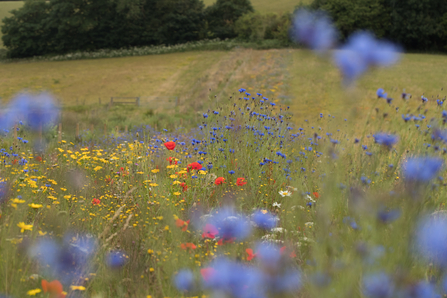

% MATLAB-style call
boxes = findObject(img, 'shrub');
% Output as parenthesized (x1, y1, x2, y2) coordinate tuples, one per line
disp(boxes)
(205, 0, 254, 39)
(234, 12, 292, 42)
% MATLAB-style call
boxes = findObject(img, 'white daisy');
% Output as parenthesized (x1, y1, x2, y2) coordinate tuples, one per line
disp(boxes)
(273, 202, 281, 208)
(279, 190, 292, 197)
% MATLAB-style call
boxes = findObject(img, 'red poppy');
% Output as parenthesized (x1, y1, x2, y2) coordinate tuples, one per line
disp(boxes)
(187, 162, 202, 172)
(202, 223, 218, 239)
(217, 237, 235, 246)
(176, 218, 190, 231)
(180, 182, 188, 192)
(236, 177, 247, 186)
(214, 177, 225, 185)
(42, 279, 66, 298)
(180, 242, 197, 250)
(92, 198, 101, 205)
(12, 159, 17, 165)
(313, 192, 320, 198)
(246, 248, 257, 261)
(35, 156, 43, 162)
(280, 246, 296, 258)
(167, 157, 178, 165)
(164, 141, 176, 150)
(200, 268, 216, 282)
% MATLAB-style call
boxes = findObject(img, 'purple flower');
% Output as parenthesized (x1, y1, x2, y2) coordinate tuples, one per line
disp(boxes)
(291, 9, 338, 53)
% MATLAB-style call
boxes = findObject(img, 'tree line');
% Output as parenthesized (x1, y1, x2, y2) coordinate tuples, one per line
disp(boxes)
(1, 0, 447, 58)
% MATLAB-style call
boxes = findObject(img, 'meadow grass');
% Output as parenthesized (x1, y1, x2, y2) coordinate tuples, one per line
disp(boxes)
(1, 72, 447, 297)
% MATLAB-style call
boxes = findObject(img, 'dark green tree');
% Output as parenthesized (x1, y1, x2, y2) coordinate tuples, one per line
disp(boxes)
(383, 0, 447, 51)
(310, 0, 390, 40)
(205, 0, 254, 39)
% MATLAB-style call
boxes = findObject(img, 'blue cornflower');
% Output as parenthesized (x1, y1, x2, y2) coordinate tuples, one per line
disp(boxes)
(213, 111, 219, 115)
(252, 210, 278, 230)
(404, 157, 443, 182)
(416, 216, 447, 267)
(228, 170, 235, 174)
(174, 270, 194, 292)
(203, 113, 208, 118)
(209, 208, 252, 241)
(373, 133, 398, 148)
(377, 208, 401, 224)
(333, 31, 400, 84)
(106, 250, 128, 268)
(362, 272, 394, 298)
(376, 88, 387, 99)
(291, 9, 338, 53)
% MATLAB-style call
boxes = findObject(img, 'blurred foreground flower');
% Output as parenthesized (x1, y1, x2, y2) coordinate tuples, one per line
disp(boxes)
(362, 272, 394, 298)
(373, 133, 398, 148)
(29, 234, 97, 285)
(415, 215, 447, 268)
(291, 9, 338, 53)
(0, 93, 59, 131)
(333, 31, 400, 84)
(403, 157, 443, 182)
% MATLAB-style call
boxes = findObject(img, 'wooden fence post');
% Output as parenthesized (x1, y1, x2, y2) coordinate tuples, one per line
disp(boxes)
(13, 125, 17, 147)
(58, 123, 62, 142)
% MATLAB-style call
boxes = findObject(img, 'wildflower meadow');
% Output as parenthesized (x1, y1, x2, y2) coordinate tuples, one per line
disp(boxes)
(2, 9, 447, 298)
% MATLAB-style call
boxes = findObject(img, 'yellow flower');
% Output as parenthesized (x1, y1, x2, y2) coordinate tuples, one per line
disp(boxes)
(11, 198, 25, 204)
(29, 203, 43, 209)
(70, 286, 86, 291)
(198, 170, 207, 175)
(17, 222, 33, 233)
(149, 183, 158, 187)
(164, 225, 170, 231)
(173, 192, 181, 196)
(151, 169, 160, 173)
(170, 174, 178, 179)
(27, 289, 41, 296)
(38, 230, 47, 236)
(149, 268, 155, 272)
(147, 249, 154, 254)
(93, 166, 102, 171)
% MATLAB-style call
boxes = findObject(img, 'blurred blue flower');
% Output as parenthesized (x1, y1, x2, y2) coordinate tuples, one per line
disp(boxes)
(29, 233, 97, 285)
(377, 88, 387, 99)
(252, 210, 278, 230)
(333, 31, 400, 84)
(377, 208, 401, 224)
(373, 133, 398, 148)
(270, 269, 302, 292)
(1, 93, 59, 131)
(362, 272, 394, 298)
(203, 257, 265, 298)
(415, 215, 447, 268)
(174, 270, 194, 292)
(106, 250, 128, 268)
(209, 208, 252, 241)
(256, 243, 281, 268)
(403, 157, 443, 182)
(291, 9, 338, 53)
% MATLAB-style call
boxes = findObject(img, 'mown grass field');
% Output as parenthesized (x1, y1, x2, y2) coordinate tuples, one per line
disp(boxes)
(2, 48, 447, 133)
